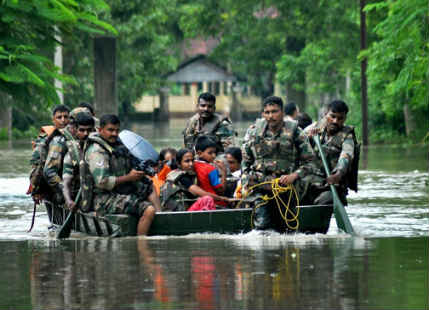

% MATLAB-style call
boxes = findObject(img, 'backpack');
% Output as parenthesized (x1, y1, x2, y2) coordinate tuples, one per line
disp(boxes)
(346, 129, 361, 192)
(27, 126, 61, 200)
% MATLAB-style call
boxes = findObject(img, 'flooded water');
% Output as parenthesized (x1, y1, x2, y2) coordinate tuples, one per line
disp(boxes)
(0, 120, 428, 309)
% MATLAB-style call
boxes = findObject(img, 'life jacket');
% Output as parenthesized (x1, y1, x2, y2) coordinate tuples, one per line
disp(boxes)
(183, 113, 231, 152)
(159, 170, 197, 211)
(79, 134, 114, 212)
(81, 134, 136, 211)
(27, 126, 61, 199)
(64, 134, 93, 210)
(250, 118, 299, 177)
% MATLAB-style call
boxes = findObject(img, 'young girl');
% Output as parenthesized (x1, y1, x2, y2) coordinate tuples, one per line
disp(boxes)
(224, 147, 242, 198)
(160, 148, 232, 211)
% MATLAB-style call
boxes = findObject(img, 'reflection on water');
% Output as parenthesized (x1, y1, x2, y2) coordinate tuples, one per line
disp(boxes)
(0, 235, 427, 309)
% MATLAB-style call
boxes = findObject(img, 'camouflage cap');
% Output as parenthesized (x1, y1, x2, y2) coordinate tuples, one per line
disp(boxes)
(70, 107, 92, 120)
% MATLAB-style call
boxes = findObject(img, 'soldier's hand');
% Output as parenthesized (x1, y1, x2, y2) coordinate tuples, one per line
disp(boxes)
(279, 173, 299, 185)
(307, 127, 320, 137)
(127, 169, 145, 182)
(66, 199, 76, 211)
(327, 171, 342, 185)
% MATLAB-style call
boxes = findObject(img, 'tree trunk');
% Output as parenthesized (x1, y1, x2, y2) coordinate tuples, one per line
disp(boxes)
(0, 94, 13, 146)
(286, 75, 306, 112)
(285, 37, 306, 111)
(360, 0, 369, 146)
(403, 103, 417, 136)
(54, 29, 64, 104)
(94, 37, 117, 116)
(156, 87, 170, 121)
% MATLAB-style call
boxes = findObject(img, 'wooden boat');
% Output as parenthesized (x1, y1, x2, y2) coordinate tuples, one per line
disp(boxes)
(46, 201, 333, 237)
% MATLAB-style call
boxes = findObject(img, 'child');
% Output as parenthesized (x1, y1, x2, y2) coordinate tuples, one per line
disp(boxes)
(160, 148, 231, 211)
(224, 147, 242, 198)
(193, 136, 229, 207)
(151, 148, 177, 196)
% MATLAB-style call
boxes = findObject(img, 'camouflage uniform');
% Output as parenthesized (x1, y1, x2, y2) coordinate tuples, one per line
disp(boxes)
(304, 119, 357, 205)
(85, 133, 152, 217)
(241, 118, 316, 231)
(29, 126, 57, 197)
(62, 139, 85, 202)
(183, 113, 236, 153)
(43, 128, 74, 203)
(159, 170, 198, 211)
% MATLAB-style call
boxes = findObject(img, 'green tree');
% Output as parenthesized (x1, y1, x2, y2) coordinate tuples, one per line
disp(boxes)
(363, 0, 428, 140)
(63, 0, 183, 115)
(0, 0, 116, 110)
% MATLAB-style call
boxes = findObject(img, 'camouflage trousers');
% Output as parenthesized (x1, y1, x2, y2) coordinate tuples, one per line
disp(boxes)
(94, 181, 153, 217)
(249, 189, 299, 233)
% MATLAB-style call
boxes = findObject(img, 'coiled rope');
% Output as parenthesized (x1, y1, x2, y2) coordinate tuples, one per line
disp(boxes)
(236, 178, 300, 230)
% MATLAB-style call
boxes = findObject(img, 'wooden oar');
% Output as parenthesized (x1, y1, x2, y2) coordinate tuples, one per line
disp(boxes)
(56, 188, 81, 239)
(313, 135, 355, 235)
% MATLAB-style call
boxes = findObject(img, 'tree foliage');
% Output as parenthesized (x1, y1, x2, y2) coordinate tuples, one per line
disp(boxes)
(63, 0, 183, 113)
(363, 0, 428, 118)
(0, 0, 115, 111)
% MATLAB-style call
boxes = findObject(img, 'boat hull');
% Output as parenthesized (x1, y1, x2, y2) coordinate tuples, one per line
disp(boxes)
(46, 202, 333, 237)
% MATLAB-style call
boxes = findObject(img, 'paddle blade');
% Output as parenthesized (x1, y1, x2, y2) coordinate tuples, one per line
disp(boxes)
(331, 186, 355, 234)
(56, 211, 74, 239)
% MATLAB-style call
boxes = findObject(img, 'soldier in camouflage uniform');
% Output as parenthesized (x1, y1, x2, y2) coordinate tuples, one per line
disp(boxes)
(304, 100, 358, 205)
(183, 92, 236, 153)
(62, 111, 95, 211)
(85, 114, 161, 235)
(42, 105, 72, 205)
(241, 96, 316, 232)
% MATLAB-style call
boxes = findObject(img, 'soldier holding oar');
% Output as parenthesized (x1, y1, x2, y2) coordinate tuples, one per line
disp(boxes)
(305, 100, 359, 234)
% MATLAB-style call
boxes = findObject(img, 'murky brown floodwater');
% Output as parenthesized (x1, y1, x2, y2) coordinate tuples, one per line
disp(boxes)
(0, 119, 427, 309)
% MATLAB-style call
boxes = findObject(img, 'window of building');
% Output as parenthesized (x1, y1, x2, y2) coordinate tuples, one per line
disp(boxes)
(197, 82, 203, 93)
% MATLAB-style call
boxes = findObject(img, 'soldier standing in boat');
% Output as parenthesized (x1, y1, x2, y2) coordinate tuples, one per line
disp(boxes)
(85, 114, 161, 235)
(183, 92, 237, 153)
(42, 105, 75, 205)
(241, 96, 316, 232)
(62, 110, 95, 211)
(304, 100, 359, 205)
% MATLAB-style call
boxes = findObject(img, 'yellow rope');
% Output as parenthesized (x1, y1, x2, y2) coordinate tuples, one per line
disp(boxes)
(237, 178, 300, 230)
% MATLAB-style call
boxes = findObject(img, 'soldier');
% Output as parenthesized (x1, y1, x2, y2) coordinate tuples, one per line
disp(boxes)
(85, 114, 161, 235)
(183, 92, 236, 153)
(42, 105, 73, 205)
(241, 96, 315, 232)
(28, 105, 70, 203)
(284, 102, 299, 121)
(304, 100, 358, 205)
(62, 112, 95, 211)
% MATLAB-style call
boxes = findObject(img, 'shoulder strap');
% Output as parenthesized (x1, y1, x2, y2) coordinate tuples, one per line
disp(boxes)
(87, 134, 115, 154)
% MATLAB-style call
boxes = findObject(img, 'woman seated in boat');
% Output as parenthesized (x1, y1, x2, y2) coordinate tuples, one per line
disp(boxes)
(224, 147, 242, 198)
(160, 148, 234, 212)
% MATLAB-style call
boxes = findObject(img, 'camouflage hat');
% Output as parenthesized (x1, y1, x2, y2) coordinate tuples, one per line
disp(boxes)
(70, 107, 92, 120)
